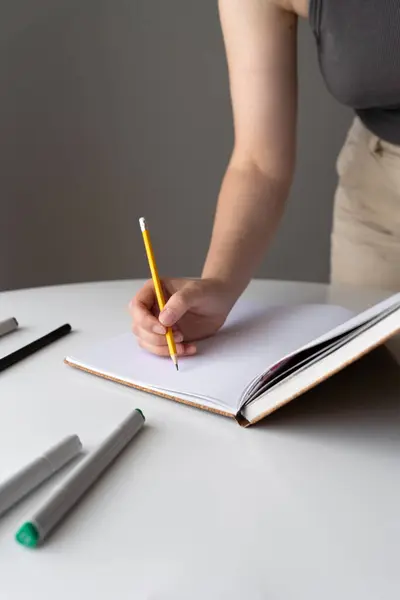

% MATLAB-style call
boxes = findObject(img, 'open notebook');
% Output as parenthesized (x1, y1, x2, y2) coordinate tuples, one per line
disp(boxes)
(65, 293, 400, 426)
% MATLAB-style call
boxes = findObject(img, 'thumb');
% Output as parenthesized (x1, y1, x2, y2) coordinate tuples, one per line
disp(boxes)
(159, 285, 198, 327)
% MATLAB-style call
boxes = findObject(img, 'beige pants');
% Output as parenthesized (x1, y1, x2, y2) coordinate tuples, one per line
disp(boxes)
(331, 117, 400, 291)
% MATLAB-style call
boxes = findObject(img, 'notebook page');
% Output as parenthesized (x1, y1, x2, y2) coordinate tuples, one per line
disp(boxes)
(242, 293, 400, 406)
(242, 304, 400, 423)
(298, 292, 400, 352)
(244, 303, 398, 406)
(66, 301, 354, 412)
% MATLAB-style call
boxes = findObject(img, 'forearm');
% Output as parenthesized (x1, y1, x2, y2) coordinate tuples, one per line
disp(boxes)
(202, 160, 290, 296)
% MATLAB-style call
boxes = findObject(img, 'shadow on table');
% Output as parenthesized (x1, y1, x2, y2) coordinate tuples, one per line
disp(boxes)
(255, 345, 400, 446)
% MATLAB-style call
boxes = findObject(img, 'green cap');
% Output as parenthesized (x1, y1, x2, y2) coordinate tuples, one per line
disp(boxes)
(15, 522, 40, 548)
(136, 408, 145, 421)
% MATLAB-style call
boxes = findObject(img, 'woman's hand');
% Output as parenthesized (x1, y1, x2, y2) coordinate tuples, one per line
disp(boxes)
(129, 278, 237, 357)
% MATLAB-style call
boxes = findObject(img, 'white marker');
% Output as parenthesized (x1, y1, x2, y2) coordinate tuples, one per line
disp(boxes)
(16, 409, 145, 548)
(0, 318, 18, 338)
(0, 435, 82, 518)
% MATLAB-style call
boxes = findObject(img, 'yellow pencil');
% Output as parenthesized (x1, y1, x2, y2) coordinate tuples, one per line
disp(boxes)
(139, 217, 179, 370)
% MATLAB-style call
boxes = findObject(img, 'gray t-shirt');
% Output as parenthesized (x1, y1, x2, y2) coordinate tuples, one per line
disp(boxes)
(309, 0, 400, 144)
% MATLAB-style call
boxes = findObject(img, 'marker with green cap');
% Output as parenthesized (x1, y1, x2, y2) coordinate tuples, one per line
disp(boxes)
(16, 408, 145, 548)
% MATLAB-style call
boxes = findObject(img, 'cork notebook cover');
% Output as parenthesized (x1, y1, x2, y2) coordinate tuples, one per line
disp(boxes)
(65, 294, 400, 426)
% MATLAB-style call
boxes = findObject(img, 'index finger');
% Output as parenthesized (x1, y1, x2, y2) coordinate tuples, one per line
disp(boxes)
(131, 280, 156, 311)
(129, 282, 165, 334)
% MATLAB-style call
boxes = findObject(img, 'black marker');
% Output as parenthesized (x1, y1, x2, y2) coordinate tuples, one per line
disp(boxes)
(0, 324, 71, 373)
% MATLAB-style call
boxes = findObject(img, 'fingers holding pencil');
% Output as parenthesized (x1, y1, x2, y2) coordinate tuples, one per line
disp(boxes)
(133, 217, 236, 363)
(129, 284, 196, 358)
(138, 218, 182, 370)
(137, 338, 196, 359)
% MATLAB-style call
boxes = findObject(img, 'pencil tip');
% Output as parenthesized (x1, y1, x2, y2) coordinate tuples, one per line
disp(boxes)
(175, 364, 179, 371)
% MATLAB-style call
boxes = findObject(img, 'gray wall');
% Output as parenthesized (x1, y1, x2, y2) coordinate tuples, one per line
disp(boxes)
(0, 0, 351, 291)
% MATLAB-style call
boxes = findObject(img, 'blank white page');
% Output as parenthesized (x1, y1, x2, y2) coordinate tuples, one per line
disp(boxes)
(299, 291, 400, 351)
(243, 304, 400, 423)
(66, 302, 354, 413)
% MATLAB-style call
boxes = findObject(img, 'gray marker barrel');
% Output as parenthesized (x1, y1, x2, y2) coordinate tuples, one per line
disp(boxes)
(0, 317, 18, 338)
(16, 409, 145, 548)
(0, 435, 82, 518)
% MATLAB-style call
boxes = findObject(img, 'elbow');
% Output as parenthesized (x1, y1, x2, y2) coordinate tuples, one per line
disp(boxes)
(229, 148, 295, 198)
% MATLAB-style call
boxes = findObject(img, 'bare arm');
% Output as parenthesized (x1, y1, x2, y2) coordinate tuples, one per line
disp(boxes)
(202, 0, 298, 296)
(130, 0, 299, 355)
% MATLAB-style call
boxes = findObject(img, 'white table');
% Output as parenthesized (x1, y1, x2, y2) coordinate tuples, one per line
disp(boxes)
(0, 279, 399, 599)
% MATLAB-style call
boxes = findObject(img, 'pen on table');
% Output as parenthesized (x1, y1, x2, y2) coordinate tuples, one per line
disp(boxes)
(15, 408, 145, 548)
(0, 324, 72, 374)
(0, 435, 82, 518)
(139, 217, 179, 371)
(0, 318, 18, 338)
